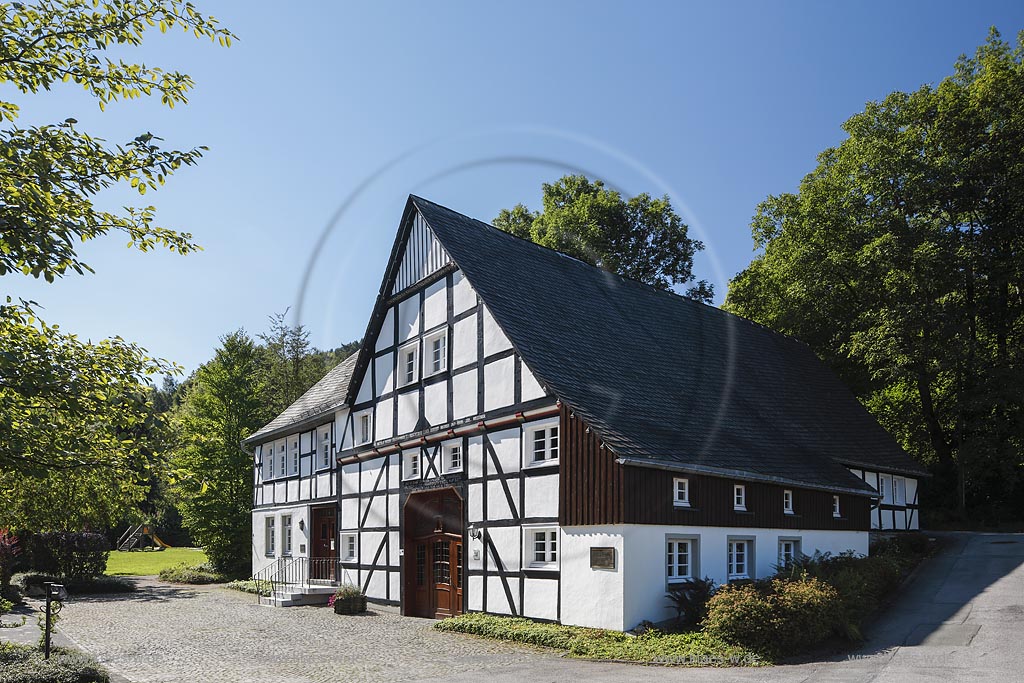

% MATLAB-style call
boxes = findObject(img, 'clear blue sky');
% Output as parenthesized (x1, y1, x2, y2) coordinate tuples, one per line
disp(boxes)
(9, 1, 1024, 372)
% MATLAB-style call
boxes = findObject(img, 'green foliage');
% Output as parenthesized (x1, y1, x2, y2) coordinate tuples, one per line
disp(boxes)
(169, 332, 267, 577)
(494, 175, 712, 300)
(332, 583, 364, 599)
(25, 533, 108, 580)
(725, 29, 1024, 520)
(665, 576, 716, 628)
(435, 613, 763, 665)
(0, 642, 108, 683)
(703, 577, 839, 658)
(157, 562, 225, 584)
(0, 530, 20, 589)
(14, 573, 134, 596)
(224, 579, 269, 596)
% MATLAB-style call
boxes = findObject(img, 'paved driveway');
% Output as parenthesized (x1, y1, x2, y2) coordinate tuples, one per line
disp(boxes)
(17, 532, 1024, 682)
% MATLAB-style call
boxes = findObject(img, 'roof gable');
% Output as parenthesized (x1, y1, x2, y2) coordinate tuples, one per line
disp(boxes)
(409, 195, 926, 495)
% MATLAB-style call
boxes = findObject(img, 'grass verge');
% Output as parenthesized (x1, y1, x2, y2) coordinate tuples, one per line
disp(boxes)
(434, 613, 765, 666)
(105, 547, 208, 576)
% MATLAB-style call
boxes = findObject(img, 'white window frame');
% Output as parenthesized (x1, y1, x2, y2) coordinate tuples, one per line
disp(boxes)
(527, 422, 559, 466)
(833, 495, 841, 518)
(666, 536, 696, 583)
(341, 534, 357, 562)
(893, 477, 906, 505)
(399, 342, 419, 386)
(779, 538, 801, 567)
(526, 526, 558, 568)
(264, 445, 275, 480)
(288, 437, 299, 476)
(318, 426, 332, 470)
(403, 450, 421, 481)
(281, 515, 293, 556)
(878, 474, 891, 504)
(424, 328, 448, 377)
(277, 439, 287, 478)
(354, 411, 373, 446)
(265, 517, 276, 556)
(673, 477, 690, 507)
(728, 538, 752, 580)
(445, 443, 463, 473)
(783, 489, 794, 514)
(733, 484, 746, 511)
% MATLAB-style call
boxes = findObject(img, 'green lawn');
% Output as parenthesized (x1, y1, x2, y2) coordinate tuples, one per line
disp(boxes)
(105, 547, 208, 576)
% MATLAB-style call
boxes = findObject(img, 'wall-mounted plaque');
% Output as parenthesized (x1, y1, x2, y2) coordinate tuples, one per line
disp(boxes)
(590, 546, 616, 570)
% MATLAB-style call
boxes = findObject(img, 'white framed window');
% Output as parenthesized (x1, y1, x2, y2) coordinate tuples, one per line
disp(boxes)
(833, 495, 841, 517)
(733, 484, 746, 511)
(529, 424, 559, 464)
(281, 515, 292, 556)
(403, 450, 421, 480)
(400, 342, 419, 386)
(288, 437, 299, 476)
(265, 445, 275, 479)
(783, 489, 794, 514)
(878, 474, 891, 504)
(528, 528, 558, 567)
(354, 411, 372, 446)
(728, 539, 751, 579)
(341, 534, 357, 562)
(894, 477, 906, 505)
(318, 427, 332, 470)
(779, 538, 800, 567)
(265, 517, 276, 556)
(277, 439, 287, 478)
(424, 329, 448, 376)
(673, 478, 690, 507)
(445, 443, 463, 473)
(666, 537, 694, 582)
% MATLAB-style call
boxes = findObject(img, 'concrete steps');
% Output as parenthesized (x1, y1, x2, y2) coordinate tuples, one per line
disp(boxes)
(259, 584, 335, 608)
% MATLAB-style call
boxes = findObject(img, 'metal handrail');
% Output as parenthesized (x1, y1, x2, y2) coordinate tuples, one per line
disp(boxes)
(252, 557, 339, 603)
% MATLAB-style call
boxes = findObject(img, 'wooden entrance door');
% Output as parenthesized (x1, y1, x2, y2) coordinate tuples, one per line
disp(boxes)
(404, 488, 464, 618)
(311, 506, 336, 581)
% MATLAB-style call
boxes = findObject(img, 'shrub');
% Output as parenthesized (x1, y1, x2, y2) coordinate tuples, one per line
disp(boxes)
(158, 563, 225, 584)
(224, 579, 269, 596)
(25, 533, 109, 581)
(703, 576, 839, 657)
(434, 613, 763, 665)
(0, 530, 21, 591)
(13, 573, 134, 597)
(666, 576, 716, 629)
(0, 642, 108, 683)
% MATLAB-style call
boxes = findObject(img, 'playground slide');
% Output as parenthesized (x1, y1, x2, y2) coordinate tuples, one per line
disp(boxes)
(150, 533, 171, 548)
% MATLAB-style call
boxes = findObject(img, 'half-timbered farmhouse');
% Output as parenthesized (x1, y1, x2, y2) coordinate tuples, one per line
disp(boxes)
(246, 195, 926, 629)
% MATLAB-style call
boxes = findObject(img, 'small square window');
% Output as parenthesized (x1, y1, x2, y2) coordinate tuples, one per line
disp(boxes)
(403, 450, 421, 480)
(783, 489, 794, 514)
(355, 412, 372, 446)
(529, 528, 558, 566)
(673, 478, 690, 507)
(833, 495, 841, 518)
(530, 425, 559, 464)
(341, 534, 357, 562)
(733, 484, 746, 511)
(400, 343, 419, 386)
(446, 444, 462, 473)
(667, 538, 694, 582)
(424, 329, 448, 376)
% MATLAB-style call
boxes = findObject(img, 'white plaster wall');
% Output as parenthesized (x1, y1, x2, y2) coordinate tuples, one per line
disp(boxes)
(486, 479, 519, 521)
(523, 475, 559, 519)
(452, 315, 477, 369)
(452, 370, 477, 419)
(522, 578, 559, 621)
(482, 305, 513, 356)
(561, 528, 625, 630)
(360, 456, 384, 492)
(355, 373, 372, 406)
(468, 482, 484, 527)
(424, 381, 446, 426)
(487, 527, 521, 571)
(398, 296, 419, 343)
(374, 353, 394, 397)
(341, 462, 360, 496)
(423, 278, 447, 330)
(375, 398, 394, 441)
(452, 269, 476, 315)
(467, 435, 485, 479)
(251, 504, 311, 576)
(483, 356, 514, 411)
(520, 363, 545, 401)
(468, 575, 484, 611)
(489, 427, 521, 473)
(486, 576, 519, 615)
(396, 390, 418, 435)
(375, 308, 395, 352)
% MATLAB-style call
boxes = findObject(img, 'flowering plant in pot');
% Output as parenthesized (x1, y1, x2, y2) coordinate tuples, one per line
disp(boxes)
(329, 584, 367, 614)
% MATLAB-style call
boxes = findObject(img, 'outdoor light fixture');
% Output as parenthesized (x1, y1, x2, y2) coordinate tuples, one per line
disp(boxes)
(298, 519, 305, 531)
(468, 524, 481, 540)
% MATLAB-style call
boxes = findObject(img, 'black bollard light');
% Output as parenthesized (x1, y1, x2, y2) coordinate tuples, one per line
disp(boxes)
(42, 582, 67, 660)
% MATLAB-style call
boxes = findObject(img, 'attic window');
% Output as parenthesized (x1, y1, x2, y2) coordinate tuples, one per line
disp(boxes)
(355, 411, 372, 446)
(673, 478, 690, 507)
(733, 484, 746, 511)
(424, 329, 448, 377)
(833, 495, 841, 518)
(783, 489, 794, 514)
(400, 343, 419, 386)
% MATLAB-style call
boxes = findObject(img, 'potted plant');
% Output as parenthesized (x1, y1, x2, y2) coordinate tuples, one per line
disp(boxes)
(329, 584, 367, 614)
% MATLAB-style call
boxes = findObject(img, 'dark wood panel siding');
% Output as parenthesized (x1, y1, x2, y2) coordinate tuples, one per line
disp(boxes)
(622, 466, 871, 531)
(559, 404, 624, 526)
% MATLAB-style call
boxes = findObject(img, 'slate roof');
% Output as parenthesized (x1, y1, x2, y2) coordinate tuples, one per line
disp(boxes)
(244, 353, 358, 445)
(410, 195, 927, 496)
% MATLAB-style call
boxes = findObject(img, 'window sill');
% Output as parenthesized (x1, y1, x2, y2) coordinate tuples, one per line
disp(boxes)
(673, 501, 692, 508)
(733, 506, 747, 512)
(526, 459, 559, 470)
(527, 563, 558, 571)
(784, 510, 795, 515)
(667, 576, 694, 584)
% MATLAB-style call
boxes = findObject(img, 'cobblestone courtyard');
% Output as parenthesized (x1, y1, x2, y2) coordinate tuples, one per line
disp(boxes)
(54, 580, 558, 683)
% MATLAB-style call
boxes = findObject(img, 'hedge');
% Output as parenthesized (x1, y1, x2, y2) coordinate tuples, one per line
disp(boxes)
(0, 643, 108, 683)
(14, 573, 135, 596)
(158, 563, 226, 584)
